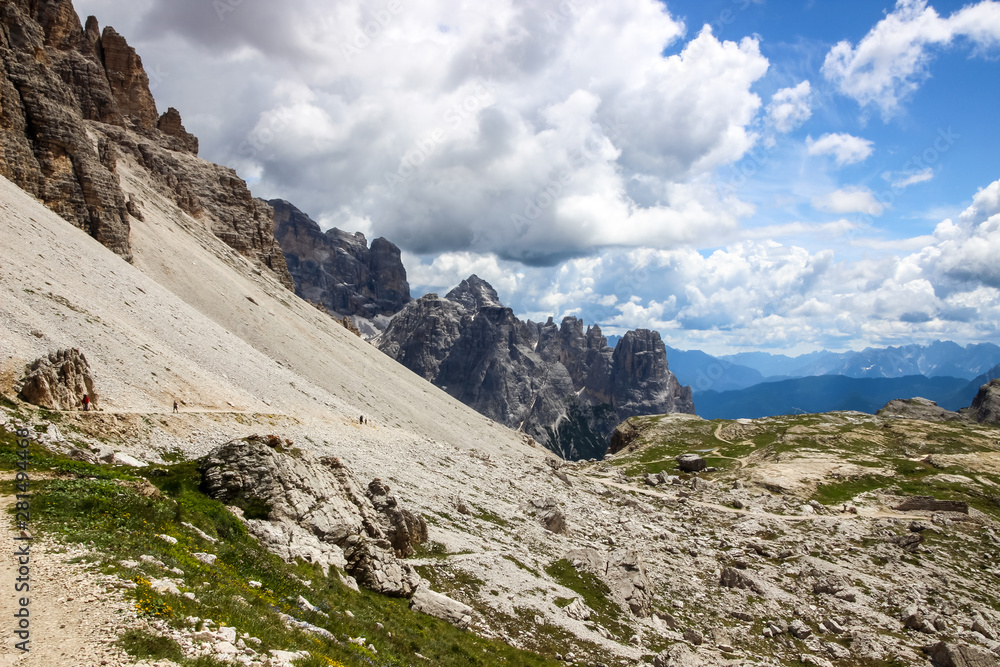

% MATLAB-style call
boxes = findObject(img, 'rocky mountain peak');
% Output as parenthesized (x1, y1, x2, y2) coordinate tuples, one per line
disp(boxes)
(156, 107, 199, 155)
(271, 199, 411, 324)
(380, 280, 694, 459)
(0, 0, 292, 286)
(445, 274, 503, 311)
(99, 25, 159, 129)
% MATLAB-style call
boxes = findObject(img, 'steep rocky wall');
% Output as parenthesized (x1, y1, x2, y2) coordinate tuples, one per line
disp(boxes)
(272, 199, 410, 317)
(0, 0, 292, 288)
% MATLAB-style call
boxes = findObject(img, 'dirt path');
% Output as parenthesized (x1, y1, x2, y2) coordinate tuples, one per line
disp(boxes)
(0, 489, 138, 665)
(585, 476, 927, 523)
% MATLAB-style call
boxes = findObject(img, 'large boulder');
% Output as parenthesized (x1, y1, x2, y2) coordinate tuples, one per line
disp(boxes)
(18, 349, 96, 410)
(409, 586, 474, 629)
(200, 437, 422, 597)
(926, 641, 999, 667)
(677, 453, 707, 473)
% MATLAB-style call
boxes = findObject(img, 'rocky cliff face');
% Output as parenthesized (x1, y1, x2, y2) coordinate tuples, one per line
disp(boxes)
(963, 379, 1000, 425)
(378, 275, 694, 459)
(0, 0, 292, 287)
(271, 199, 411, 323)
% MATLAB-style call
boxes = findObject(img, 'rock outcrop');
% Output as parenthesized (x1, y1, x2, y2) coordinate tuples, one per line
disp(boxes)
(200, 436, 422, 597)
(563, 548, 653, 618)
(409, 586, 474, 629)
(0, 0, 292, 287)
(877, 397, 963, 422)
(271, 199, 410, 325)
(18, 348, 95, 410)
(378, 275, 694, 460)
(962, 379, 1000, 425)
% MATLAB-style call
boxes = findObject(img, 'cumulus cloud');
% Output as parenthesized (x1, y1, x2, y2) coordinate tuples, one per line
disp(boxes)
(812, 187, 885, 216)
(767, 81, 812, 133)
(806, 133, 874, 166)
(77, 0, 773, 265)
(823, 0, 1000, 116)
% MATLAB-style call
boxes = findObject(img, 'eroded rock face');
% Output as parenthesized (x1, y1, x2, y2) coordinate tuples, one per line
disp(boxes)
(200, 437, 422, 597)
(366, 478, 428, 557)
(378, 275, 694, 460)
(18, 348, 96, 410)
(272, 199, 410, 319)
(611, 329, 695, 420)
(0, 1, 293, 287)
(963, 379, 1000, 425)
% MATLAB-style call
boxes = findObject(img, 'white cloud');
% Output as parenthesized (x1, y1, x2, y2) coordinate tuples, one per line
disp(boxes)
(75, 0, 773, 265)
(883, 167, 934, 190)
(812, 187, 885, 216)
(806, 133, 874, 166)
(767, 81, 812, 133)
(822, 0, 1000, 116)
(399, 180, 1000, 354)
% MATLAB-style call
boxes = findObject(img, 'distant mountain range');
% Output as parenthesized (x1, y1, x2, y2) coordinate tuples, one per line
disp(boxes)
(720, 341, 1000, 381)
(693, 374, 988, 420)
(654, 341, 1000, 393)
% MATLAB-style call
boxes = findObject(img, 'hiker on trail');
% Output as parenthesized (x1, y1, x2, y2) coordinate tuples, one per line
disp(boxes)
(173, 400, 179, 413)
(82, 394, 90, 411)
(360, 415, 364, 425)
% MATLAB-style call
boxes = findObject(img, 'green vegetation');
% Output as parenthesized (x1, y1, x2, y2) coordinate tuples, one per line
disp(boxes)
(502, 555, 540, 577)
(0, 424, 564, 667)
(543, 559, 630, 640)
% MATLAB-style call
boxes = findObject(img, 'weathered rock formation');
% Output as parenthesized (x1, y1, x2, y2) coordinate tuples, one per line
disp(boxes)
(18, 348, 95, 410)
(378, 275, 694, 460)
(962, 379, 1000, 425)
(200, 436, 422, 597)
(409, 586, 474, 630)
(564, 548, 653, 618)
(0, 0, 292, 287)
(271, 199, 410, 322)
(877, 397, 963, 422)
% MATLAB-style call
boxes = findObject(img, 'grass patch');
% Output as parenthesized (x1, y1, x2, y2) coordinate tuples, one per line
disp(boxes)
(544, 559, 630, 640)
(116, 627, 184, 662)
(2, 423, 564, 667)
(502, 555, 540, 577)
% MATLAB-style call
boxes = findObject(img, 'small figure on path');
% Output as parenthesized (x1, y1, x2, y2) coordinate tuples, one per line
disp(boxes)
(82, 394, 90, 411)
(173, 400, 179, 413)
(360, 415, 364, 425)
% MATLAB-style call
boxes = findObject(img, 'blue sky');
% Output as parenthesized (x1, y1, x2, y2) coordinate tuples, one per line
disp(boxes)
(74, 0, 1000, 354)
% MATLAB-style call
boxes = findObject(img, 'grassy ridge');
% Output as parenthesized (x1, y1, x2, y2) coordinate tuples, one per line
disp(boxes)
(0, 424, 564, 667)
